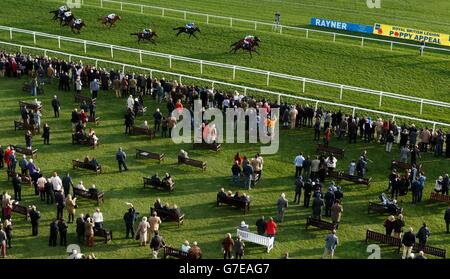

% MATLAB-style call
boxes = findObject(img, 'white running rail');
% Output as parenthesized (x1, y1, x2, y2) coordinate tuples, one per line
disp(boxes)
(1, 25, 449, 118)
(2, 40, 449, 132)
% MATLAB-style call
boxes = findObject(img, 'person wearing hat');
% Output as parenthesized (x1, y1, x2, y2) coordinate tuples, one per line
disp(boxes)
(238, 221, 249, 232)
(435, 176, 444, 193)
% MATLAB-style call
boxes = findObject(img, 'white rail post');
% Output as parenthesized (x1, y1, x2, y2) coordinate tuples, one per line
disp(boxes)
(361, 37, 364, 47)
(95, 59, 98, 68)
(254, 22, 257, 30)
(266, 72, 270, 86)
(352, 107, 356, 118)
(20, 46, 23, 52)
(420, 99, 424, 115)
(244, 88, 247, 96)
(169, 55, 172, 68)
(58, 36, 61, 48)
(340, 85, 343, 100)
(302, 78, 306, 93)
(150, 70, 153, 79)
(315, 101, 319, 112)
(212, 81, 215, 90)
(206, 15, 209, 24)
(333, 33, 336, 42)
(110, 46, 114, 58)
(33, 32, 36, 45)
(379, 92, 383, 107)
(84, 41, 87, 53)
(230, 18, 233, 27)
(139, 50, 142, 63)
(179, 75, 182, 84)
(122, 64, 125, 73)
(232, 66, 236, 80)
(100, 0, 103, 8)
(277, 94, 281, 105)
(162, 8, 165, 17)
(44, 50, 47, 57)
(68, 55, 72, 62)
(200, 60, 203, 74)
(120, 2, 123, 11)
(141, 5, 143, 14)
(432, 123, 436, 133)
(184, 11, 187, 20)
(9, 28, 12, 40)
(390, 42, 393, 51)
(280, 25, 283, 34)
(306, 29, 309, 38)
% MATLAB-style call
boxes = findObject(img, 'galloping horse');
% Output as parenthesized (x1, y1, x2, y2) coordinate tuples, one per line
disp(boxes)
(98, 14, 121, 28)
(60, 13, 76, 27)
(49, 6, 69, 21)
(69, 19, 86, 34)
(130, 31, 158, 44)
(230, 36, 261, 57)
(173, 26, 201, 39)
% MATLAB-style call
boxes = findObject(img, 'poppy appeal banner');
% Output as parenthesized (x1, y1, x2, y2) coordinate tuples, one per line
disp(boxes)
(373, 23, 450, 46)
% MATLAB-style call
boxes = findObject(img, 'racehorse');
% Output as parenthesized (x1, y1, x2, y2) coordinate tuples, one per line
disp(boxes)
(49, 9, 66, 21)
(130, 31, 158, 44)
(173, 26, 201, 39)
(98, 15, 121, 28)
(60, 14, 76, 27)
(230, 36, 261, 57)
(69, 19, 86, 34)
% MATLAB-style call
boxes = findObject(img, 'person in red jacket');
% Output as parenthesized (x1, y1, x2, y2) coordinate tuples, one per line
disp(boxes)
(324, 127, 331, 147)
(175, 99, 183, 113)
(265, 217, 277, 237)
(80, 110, 87, 127)
(4, 146, 12, 169)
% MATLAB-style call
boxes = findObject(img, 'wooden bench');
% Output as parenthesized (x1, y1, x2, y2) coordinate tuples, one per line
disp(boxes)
(368, 202, 403, 215)
(365, 229, 401, 248)
(305, 217, 336, 230)
(14, 120, 39, 134)
(143, 177, 174, 193)
(72, 160, 102, 175)
(72, 186, 104, 205)
(391, 160, 422, 172)
(150, 207, 184, 227)
(11, 145, 38, 159)
(19, 101, 42, 112)
(163, 246, 189, 259)
(93, 227, 112, 244)
(236, 229, 274, 253)
(412, 243, 446, 259)
(130, 127, 155, 139)
(193, 142, 221, 152)
(74, 94, 96, 105)
(12, 202, 29, 221)
(429, 192, 450, 203)
(178, 156, 207, 171)
(135, 149, 164, 163)
(331, 171, 371, 187)
(316, 144, 345, 158)
(7, 172, 32, 187)
(216, 196, 250, 214)
(71, 134, 99, 149)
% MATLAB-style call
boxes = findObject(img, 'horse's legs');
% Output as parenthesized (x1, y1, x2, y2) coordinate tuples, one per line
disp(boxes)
(176, 30, 182, 36)
(192, 33, 198, 39)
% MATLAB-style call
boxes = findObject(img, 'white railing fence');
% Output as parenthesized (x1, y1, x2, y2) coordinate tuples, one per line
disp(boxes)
(1, 40, 448, 132)
(1, 25, 449, 119)
(96, 0, 450, 56)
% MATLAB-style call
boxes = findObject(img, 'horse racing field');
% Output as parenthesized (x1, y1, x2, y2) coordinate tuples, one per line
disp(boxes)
(0, 0, 449, 259)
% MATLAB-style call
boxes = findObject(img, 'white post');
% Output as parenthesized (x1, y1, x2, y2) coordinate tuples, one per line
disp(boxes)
(390, 42, 393, 51)
(179, 75, 182, 84)
(162, 8, 165, 17)
(206, 15, 209, 24)
(20, 46, 23, 53)
(254, 22, 257, 30)
(139, 50, 142, 63)
(100, 0, 103, 8)
(122, 64, 125, 73)
(141, 5, 143, 13)
(280, 25, 283, 34)
(120, 2, 123, 10)
(432, 123, 436, 133)
(420, 99, 424, 114)
(95, 60, 98, 68)
(361, 37, 364, 47)
(69, 55, 72, 62)
(44, 50, 47, 57)
(169, 56, 172, 68)
(340, 85, 343, 100)
(33, 32, 36, 45)
(352, 107, 356, 118)
(232, 66, 236, 80)
(212, 81, 215, 90)
(306, 29, 309, 38)
(150, 70, 153, 79)
(184, 11, 187, 20)
(302, 78, 306, 93)
(230, 18, 233, 27)
(200, 61, 203, 74)
(110, 46, 114, 58)
(379, 92, 382, 107)
(9, 28, 12, 40)
(315, 101, 319, 112)
(277, 94, 281, 105)
(266, 72, 270, 86)
(244, 88, 247, 96)
(84, 41, 87, 54)
(58, 36, 61, 48)
(333, 33, 336, 42)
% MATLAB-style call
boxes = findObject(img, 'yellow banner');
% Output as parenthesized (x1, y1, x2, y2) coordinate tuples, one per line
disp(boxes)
(373, 23, 450, 47)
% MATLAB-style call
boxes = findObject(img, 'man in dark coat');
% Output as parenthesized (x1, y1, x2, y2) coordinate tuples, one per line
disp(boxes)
(62, 173, 73, 197)
(58, 218, 68, 246)
(51, 95, 61, 118)
(312, 195, 324, 220)
(12, 173, 22, 201)
(255, 215, 266, 235)
(324, 187, 335, 217)
(303, 179, 313, 208)
(76, 214, 86, 243)
(445, 205, 450, 233)
(55, 191, 65, 220)
(49, 219, 58, 247)
(402, 227, 416, 259)
(29, 205, 41, 236)
(123, 206, 136, 239)
(150, 231, 165, 259)
(416, 223, 430, 248)
(293, 176, 303, 204)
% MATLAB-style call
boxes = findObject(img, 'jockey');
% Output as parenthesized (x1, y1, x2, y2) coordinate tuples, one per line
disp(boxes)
(143, 28, 152, 35)
(59, 5, 68, 14)
(185, 22, 195, 29)
(63, 11, 72, 21)
(107, 13, 116, 22)
(243, 35, 255, 46)
(74, 18, 82, 25)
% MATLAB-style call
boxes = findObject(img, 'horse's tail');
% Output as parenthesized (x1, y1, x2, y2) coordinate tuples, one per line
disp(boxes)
(173, 27, 180, 30)
(130, 33, 139, 35)
(230, 41, 239, 47)
(97, 17, 104, 21)
(49, 10, 57, 14)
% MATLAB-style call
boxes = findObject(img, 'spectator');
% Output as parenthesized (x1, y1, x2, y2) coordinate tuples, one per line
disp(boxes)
(29, 205, 40, 236)
(324, 187, 335, 217)
(123, 204, 136, 239)
(402, 227, 416, 259)
(435, 176, 444, 193)
(312, 195, 324, 220)
(55, 190, 65, 220)
(416, 223, 430, 248)
(188, 241, 202, 259)
(384, 215, 396, 236)
(0, 224, 6, 258)
(322, 229, 338, 259)
(76, 214, 85, 243)
(58, 218, 68, 247)
(12, 173, 22, 201)
(256, 215, 266, 235)
(116, 147, 128, 172)
(93, 208, 103, 229)
(330, 200, 343, 229)
(294, 152, 305, 178)
(62, 173, 73, 197)
(303, 179, 313, 208)
(4, 219, 12, 249)
(242, 162, 253, 190)
(49, 219, 58, 247)
(136, 217, 150, 246)
(222, 233, 234, 259)
(393, 214, 405, 238)
(149, 211, 162, 235)
(277, 193, 288, 222)
(181, 240, 191, 253)
(231, 161, 241, 186)
(150, 231, 165, 259)
(42, 123, 50, 145)
(238, 221, 249, 232)
(293, 176, 303, 204)
(51, 95, 60, 118)
(348, 160, 356, 176)
(265, 217, 277, 237)
(234, 235, 245, 259)
(386, 131, 395, 152)
(85, 217, 95, 247)
(415, 251, 427, 259)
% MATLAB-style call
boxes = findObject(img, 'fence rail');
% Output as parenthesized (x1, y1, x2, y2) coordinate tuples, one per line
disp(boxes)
(1, 25, 450, 119)
(98, 0, 450, 55)
(1, 40, 448, 132)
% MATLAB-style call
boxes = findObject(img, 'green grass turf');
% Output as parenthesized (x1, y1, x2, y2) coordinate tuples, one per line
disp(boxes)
(0, 74, 449, 259)
(0, 0, 449, 124)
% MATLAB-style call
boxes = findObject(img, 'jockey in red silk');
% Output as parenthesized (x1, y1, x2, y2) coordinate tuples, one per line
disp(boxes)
(244, 35, 255, 47)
